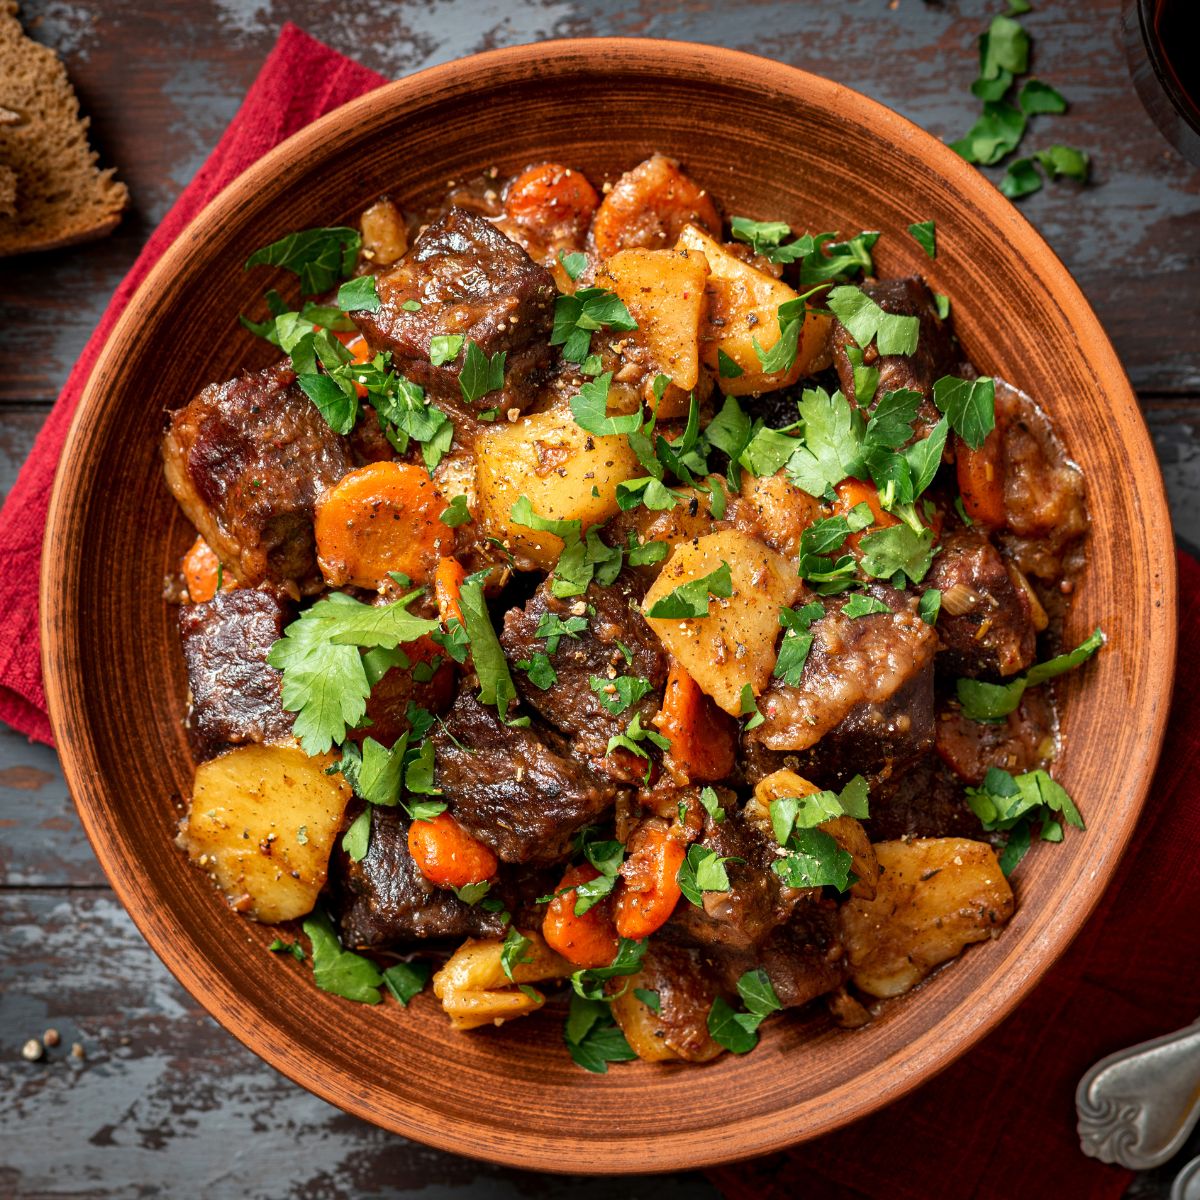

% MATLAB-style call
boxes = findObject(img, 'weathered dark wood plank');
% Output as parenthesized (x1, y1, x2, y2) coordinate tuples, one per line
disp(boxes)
(0, 891, 719, 1199)
(0, 0, 1197, 404)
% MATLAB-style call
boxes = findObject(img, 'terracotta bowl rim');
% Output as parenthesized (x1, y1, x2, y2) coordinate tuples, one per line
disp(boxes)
(42, 36, 1178, 1173)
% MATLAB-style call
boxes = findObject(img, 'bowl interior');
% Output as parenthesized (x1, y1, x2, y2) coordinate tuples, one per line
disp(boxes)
(42, 40, 1176, 1173)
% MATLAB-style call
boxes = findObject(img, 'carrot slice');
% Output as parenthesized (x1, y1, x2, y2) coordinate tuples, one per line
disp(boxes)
(408, 812, 498, 889)
(542, 863, 620, 968)
(955, 429, 1006, 528)
(505, 162, 600, 244)
(614, 823, 686, 940)
(434, 556, 467, 627)
(314, 461, 451, 590)
(181, 535, 236, 603)
(655, 660, 736, 785)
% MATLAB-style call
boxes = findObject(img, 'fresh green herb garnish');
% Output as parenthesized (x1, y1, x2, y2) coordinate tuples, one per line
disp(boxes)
(589, 674, 653, 716)
(739, 683, 765, 730)
(459, 341, 506, 404)
(752, 297, 808, 375)
(382, 961, 431, 1006)
(634, 988, 662, 1014)
(534, 611, 588, 654)
(439, 494, 472, 528)
(457, 570, 519, 719)
(907, 220, 937, 259)
(563, 994, 638, 1073)
(676, 843, 737, 907)
(707, 968, 783, 1054)
(268, 592, 439, 755)
(558, 249, 588, 281)
(516, 653, 558, 690)
(956, 628, 1105, 721)
(551, 286, 637, 363)
(644, 562, 733, 619)
(245, 226, 361, 295)
(842, 594, 892, 619)
(774, 600, 826, 685)
(268, 937, 306, 962)
(336, 274, 381, 312)
(570, 371, 643, 436)
(500, 926, 533, 982)
(303, 908, 383, 1004)
(966, 765, 1084, 874)
(827, 286, 920, 357)
(919, 588, 942, 625)
(717, 349, 744, 379)
(698, 785, 726, 824)
(570, 938, 646, 1000)
(429, 334, 464, 366)
(605, 712, 670, 762)
(932, 375, 996, 450)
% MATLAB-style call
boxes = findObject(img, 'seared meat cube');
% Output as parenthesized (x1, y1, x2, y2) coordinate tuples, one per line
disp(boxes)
(749, 586, 938, 754)
(163, 360, 351, 590)
(179, 588, 294, 760)
(432, 691, 620, 863)
(867, 756, 989, 841)
(832, 277, 964, 433)
(666, 810, 796, 952)
(351, 207, 557, 418)
(926, 528, 1036, 677)
(337, 807, 505, 948)
(935, 686, 1057, 786)
(708, 896, 848, 1009)
(995, 378, 1089, 580)
(500, 573, 667, 759)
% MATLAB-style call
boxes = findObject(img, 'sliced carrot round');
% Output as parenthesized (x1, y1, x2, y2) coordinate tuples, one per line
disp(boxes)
(314, 461, 451, 590)
(182, 535, 236, 603)
(408, 812, 497, 889)
(542, 864, 620, 968)
(505, 162, 600, 245)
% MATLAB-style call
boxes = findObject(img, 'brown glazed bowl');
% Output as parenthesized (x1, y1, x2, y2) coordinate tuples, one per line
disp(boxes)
(42, 39, 1176, 1173)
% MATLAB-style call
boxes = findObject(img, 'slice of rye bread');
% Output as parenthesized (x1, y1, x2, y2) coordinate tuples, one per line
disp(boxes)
(0, 0, 129, 257)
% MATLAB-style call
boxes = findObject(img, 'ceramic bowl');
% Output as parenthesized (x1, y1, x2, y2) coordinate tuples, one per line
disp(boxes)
(42, 39, 1176, 1173)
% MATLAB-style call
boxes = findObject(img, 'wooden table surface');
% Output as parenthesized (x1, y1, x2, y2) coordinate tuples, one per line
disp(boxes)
(2, 0, 1197, 1195)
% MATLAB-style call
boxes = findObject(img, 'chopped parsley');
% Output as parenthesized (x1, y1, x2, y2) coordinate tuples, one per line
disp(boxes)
(245, 225, 360, 295)
(439, 494, 472, 527)
(268, 937, 306, 962)
(341, 808, 372, 863)
(558, 249, 588, 281)
(303, 908, 383, 1004)
(500, 926, 533, 981)
(534, 610, 589, 653)
(606, 712, 670, 762)
(268, 592, 439, 755)
(768, 776, 868, 892)
(827, 286, 920, 357)
(335, 274, 380, 312)
(564, 994, 637, 1073)
(842, 594, 892, 619)
(644, 562, 733, 619)
(517, 653, 557, 690)
(907, 220, 937, 260)
(718, 348, 744, 378)
(774, 600, 826, 685)
(956, 628, 1105, 721)
(589, 674, 653, 715)
(676, 844, 736, 907)
(550, 286, 637, 363)
(966, 766, 1084, 874)
(933, 375, 996, 450)
(458, 570, 519, 719)
(739, 683, 765, 731)
(919, 588, 943, 625)
(707, 968, 783, 1054)
(429, 334, 464, 366)
(382, 961, 431, 1006)
(458, 340, 506, 404)
(570, 371, 643, 436)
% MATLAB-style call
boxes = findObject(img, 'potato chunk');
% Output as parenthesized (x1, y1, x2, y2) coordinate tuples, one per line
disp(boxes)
(676, 223, 833, 396)
(841, 838, 1015, 998)
(473, 405, 641, 569)
(432, 932, 571, 1030)
(596, 247, 710, 417)
(178, 744, 352, 923)
(643, 530, 803, 715)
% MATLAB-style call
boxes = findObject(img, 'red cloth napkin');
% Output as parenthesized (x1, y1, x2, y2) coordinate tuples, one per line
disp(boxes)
(0, 25, 386, 745)
(1, 27, 1195, 1199)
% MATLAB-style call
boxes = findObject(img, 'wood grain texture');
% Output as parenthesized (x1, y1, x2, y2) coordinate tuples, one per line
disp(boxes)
(38, 40, 1176, 1173)
(1, 0, 1198, 404)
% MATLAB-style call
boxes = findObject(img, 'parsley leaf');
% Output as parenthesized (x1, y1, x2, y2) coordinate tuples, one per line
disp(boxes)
(570, 938, 647, 1000)
(563, 994, 638, 1073)
(842, 594, 892, 618)
(698, 786, 727, 823)
(268, 592, 439, 754)
(606, 712, 670, 762)
(919, 588, 942, 625)
(500, 927, 533, 982)
(999, 157, 1044, 199)
(752, 297, 807, 374)
(956, 628, 1105, 721)
(774, 600, 826, 685)
(739, 683, 765, 730)
(951, 101, 1027, 166)
(570, 371, 643, 436)
(269, 937, 306, 962)
(303, 908, 383, 1003)
(458, 341, 506, 404)
(718, 349, 744, 379)
(551, 286, 638, 363)
(771, 827, 854, 890)
(676, 844, 735, 907)
(1019, 79, 1067, 116)
(245, 226, 361, 295)
(558, 250, 588, 281)
(908, 220, 937, 259)
(534, 611, 588, 654)
(739, 426, 799, 478)
(644, 562, 733, 619)
(785, 387, 866, 497)
(730, 216, 794, 256)
(458, 570, 519, 719)
(517, 653, 557, 690)
(797, 231, 880, 287)
(827, 286, 920, 356)
(382, 961, 431, 1006)
(980, 14, 1030, 79)
(634, 987, 662, 1014)
(966, 765, 1084, 874)
(707, 968, 783, 1054)
(429, 334, 464, 366)
(439, 494, 472, 528)
(1036, 145, 1090, 182)
(933, 376, 996, 450)
(510, 494, 582, 545)
(857, 522, 937, 585)
(589, 674, 653, 715)
(769, 776, 870, 844)
(336, 274, 381, 312)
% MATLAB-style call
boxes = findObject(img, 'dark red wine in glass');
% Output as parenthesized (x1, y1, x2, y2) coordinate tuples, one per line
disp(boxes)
(1124, 0, 1200, 165)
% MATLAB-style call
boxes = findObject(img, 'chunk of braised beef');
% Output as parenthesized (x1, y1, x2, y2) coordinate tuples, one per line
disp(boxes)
(432, 690, 620, 863)
(351, 207, 557, 421)
(162, 360, 351, 590)
(995, 378, 1089, 581)
(179, 588, 294, 761)
(499, 572, 667, 760)
(665, 810, 796, 951)
(935, 687, 1057, 786)
(832, 277, 964, 433)
(926, 528, 1037, 678)
(337, 806, 506, 949)
(707, 895, 848, 1009)
(749, 586, 938, 756)
(867, 756, 989, 841)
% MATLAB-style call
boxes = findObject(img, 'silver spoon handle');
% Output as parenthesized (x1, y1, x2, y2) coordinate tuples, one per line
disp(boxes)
(1077, 1018, 1200, 1170)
